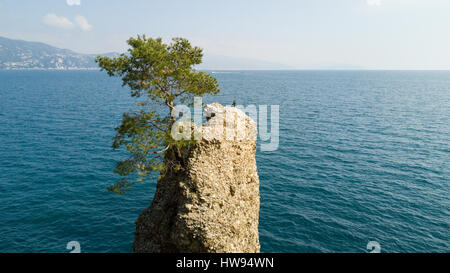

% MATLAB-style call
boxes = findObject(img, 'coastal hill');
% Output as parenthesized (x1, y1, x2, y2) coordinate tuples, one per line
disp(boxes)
(0, 36, 118, 70)
(0, 36, 292, 71)
(0, 36, 361, 71)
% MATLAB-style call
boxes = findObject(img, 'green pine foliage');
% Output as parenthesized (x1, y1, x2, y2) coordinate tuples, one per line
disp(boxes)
(96, 35, 220, 194)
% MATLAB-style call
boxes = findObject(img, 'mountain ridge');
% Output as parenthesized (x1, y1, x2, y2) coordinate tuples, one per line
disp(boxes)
(0, 36, 118, 70)
(0, 36, 359, 71)
(0, 36, 293, 71)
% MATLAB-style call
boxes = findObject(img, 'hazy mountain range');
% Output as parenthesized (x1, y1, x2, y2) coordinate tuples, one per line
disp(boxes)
(0, 36, 118, 70)
(0, 36, 293, 71)
(0, 36, 361, 70)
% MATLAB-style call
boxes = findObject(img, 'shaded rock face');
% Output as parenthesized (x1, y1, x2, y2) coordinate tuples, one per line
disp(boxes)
(133, 103, 260, 253)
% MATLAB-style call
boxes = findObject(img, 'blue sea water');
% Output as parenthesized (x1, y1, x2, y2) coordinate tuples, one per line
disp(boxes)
(0, 70, 448, 253)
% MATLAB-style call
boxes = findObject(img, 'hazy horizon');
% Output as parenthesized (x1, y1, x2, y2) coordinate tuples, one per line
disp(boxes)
(1, 0, 450, 70)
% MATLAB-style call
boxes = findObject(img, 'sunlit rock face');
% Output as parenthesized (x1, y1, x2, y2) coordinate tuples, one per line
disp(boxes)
(133, 103, 260, 253)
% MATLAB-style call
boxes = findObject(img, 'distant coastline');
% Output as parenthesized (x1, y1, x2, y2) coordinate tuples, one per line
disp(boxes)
(0, 36, 117, 70)
(0, 36, 366, 71)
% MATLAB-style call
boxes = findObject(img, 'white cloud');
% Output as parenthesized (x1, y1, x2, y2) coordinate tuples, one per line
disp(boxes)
(43, 14, 74, 29)
(43, 14, 92, 31)
(74, 15, 92, 31)
(67, 0, 81, 6)
(367, 0, 381, 6)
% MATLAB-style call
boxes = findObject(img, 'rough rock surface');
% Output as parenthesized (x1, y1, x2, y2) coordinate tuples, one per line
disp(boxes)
(133, 103, 260, 253)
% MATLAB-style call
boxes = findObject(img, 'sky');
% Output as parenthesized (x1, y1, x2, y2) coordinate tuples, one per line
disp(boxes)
(1, 0, 450, 69)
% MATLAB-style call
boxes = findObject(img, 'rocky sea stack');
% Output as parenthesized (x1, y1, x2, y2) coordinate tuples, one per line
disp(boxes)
(133, 103, 260, 253)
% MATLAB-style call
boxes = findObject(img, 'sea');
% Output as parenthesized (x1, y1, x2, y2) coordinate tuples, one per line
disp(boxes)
(0, 70, 448, 253)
